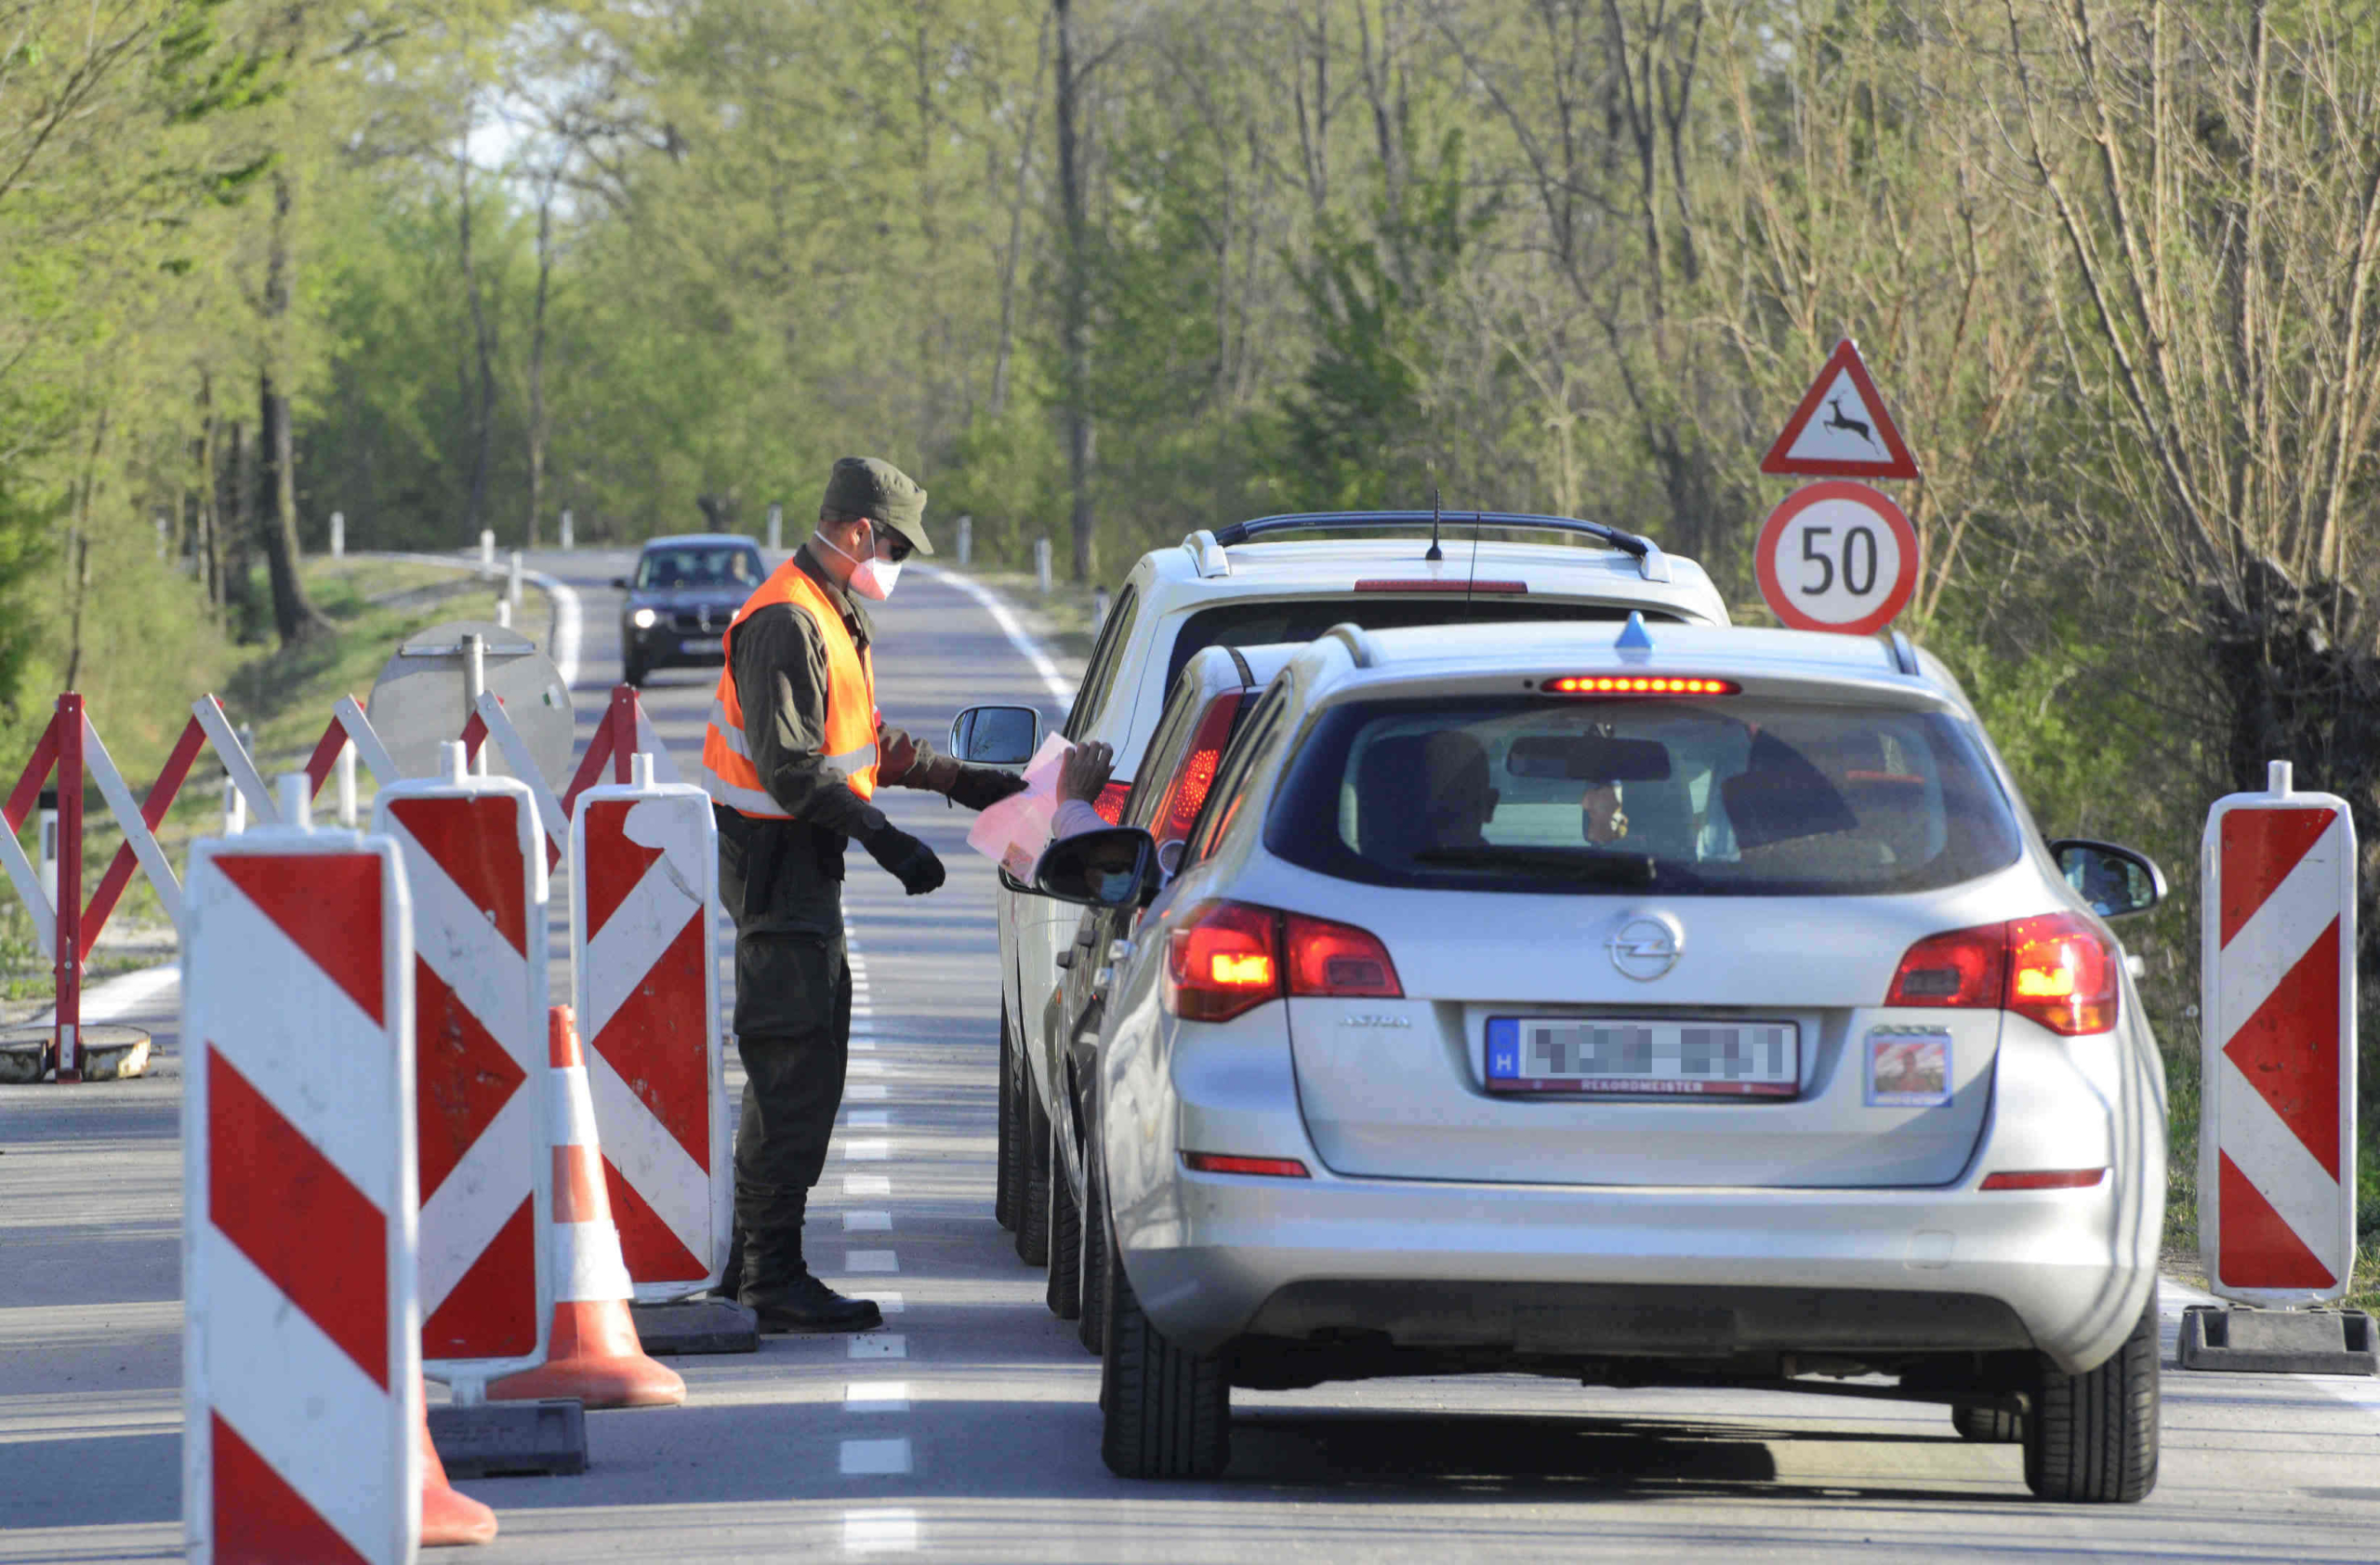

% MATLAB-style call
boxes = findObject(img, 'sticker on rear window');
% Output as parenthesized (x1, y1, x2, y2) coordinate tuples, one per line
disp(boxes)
(1866, 1028, 1950, 1107)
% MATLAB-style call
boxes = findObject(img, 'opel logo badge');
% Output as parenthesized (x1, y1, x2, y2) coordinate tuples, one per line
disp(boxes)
(1608, 912, 1684, 981)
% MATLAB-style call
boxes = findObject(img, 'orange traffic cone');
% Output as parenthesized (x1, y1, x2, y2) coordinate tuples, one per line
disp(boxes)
(418, 1376, 498, 1547)
(489, 1007, 685, 1410)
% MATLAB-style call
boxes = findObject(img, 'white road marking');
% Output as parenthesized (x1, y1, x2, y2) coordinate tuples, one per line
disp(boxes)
(845, 1109, 891, 1128)
(915, 563, 1073, 702)
(842, 1509, 918, 1553)
(839, 1439, 912, 1477)
(843, 1250, 898, 1273)
(850, 1333, 906, 1359)
(843, 1139, 890, 1161)
(844, 1211, 892, 1231)
(30, 962, 179, 1027)
(845, 1175, 892, 1197)
(851, 1059, 885, 1075)
(845, 1380, 910, 1412)
(846, 1083, 888, 1101)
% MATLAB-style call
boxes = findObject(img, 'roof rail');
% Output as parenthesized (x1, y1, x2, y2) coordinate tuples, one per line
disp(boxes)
(1206, 511, 1671, 583)
(1181, 529, 1231, 578)
(1323, 621, 1380, 669)
(1885, 630, 1921, 675)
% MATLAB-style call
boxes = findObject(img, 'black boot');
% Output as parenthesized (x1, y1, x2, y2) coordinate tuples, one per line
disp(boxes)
(740, 1190, 882, 1333)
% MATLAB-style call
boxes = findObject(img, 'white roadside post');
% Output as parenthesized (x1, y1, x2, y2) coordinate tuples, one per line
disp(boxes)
(2181, 760, 2377, 1373)
(508, 550, 523, 606)
(767, 502, 783, 553)
(480, 530, 496, 572)
(956, 514, 972, 565)
(1035, 537, 1052, 593)
(331, 511, 346, 558)
(559, 510, 574, 551)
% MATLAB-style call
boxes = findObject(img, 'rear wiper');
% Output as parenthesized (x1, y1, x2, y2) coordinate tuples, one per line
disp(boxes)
(1410, 846, 1658, 887)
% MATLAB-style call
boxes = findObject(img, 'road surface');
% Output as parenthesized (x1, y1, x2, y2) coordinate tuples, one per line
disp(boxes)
(4, 548, 2378, 1560)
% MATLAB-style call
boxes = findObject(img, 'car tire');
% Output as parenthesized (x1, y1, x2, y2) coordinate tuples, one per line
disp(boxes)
(1099, 1211, 1229, 1479)
(1046, 1116, 1082, 1320)
(2023, 1301, 2159, 1503)
(1952, 1401, 2024, 1443)
(1015, 1079, 1051, 1267)
(1078, 1142, 1108, 1357)
(995, 1015, 1019, 1232)
(623, 656, 648, 688)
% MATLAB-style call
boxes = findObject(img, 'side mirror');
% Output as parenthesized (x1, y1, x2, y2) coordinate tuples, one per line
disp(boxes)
(951, 704, 1039, 766)
(611, 576, 631, 590)
(2050, 838, 2166, 919)
(1034, 826, 1158, 908)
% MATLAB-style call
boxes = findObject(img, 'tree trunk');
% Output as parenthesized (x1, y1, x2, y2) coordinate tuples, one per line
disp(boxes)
(196, 372, 221, 608)
(223, 418, 258, 624)
(458, 135, 498, 544)
(526, 171, 555, 550)
(258, 172, 331, 644)
(1053, 0, 1095, 583)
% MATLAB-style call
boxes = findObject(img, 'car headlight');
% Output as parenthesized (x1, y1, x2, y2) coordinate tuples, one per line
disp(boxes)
(631, 607, 658, 630)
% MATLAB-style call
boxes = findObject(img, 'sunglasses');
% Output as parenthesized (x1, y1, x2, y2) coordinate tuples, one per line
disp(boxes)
(866, 523, 916, 564)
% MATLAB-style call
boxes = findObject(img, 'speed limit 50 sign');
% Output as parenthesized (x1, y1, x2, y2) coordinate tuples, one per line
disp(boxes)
(1752, 481, 1919, 635)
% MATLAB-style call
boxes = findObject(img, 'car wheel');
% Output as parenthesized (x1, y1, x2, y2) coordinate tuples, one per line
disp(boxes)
(995, 1015, 1018, 1232)
(2023, 1301, 2159, 1503)
(1078, 1141, 1108, 1357)
(1099, 1210, 1229, 1479)
(623, 656, 648, 687)
(1046, 1114, 1082, 1320)
(1015, 1078, 1051, 1267)
(1951, 1401, 2024, 1443)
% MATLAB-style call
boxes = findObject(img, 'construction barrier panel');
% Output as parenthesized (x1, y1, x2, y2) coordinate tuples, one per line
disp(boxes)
(373, 743, 554, 1389)
(572, 755, 728, 1301)
(2201, 761, 2359, 1304)
(182, 776, 421, 1563)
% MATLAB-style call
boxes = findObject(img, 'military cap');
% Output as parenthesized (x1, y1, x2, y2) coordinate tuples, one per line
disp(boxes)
(821, 457, 932, 554)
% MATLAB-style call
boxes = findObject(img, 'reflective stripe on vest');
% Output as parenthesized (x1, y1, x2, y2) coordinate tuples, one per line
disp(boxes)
(701, 559, 879, 817)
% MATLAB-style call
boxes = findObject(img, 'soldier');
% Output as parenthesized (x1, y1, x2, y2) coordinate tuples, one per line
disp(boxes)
(701, 457, 1024, 1332)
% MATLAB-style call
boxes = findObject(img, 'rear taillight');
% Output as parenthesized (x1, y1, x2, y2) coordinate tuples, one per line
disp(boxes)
(1164, 900, 1402, 1022)
(2005, 913, 2118, 1035)
(1885, 913, 2118, 1036)
(1092, 779, 1130, 825)
(1545, 675, 1739, 696)
(1980, 1167, 2107, 1191)
(1153, 692, 1244, 842)
(1284, 912, 1401, 997)
(1885, 925, 2005, 1007)
(1182, 1152, 1310, 1177)
(1165, 901, 1280, 1022)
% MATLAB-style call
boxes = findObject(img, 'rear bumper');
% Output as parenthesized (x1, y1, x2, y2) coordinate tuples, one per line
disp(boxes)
(1120, 1173, 2157, 1374)
(625, 623, 727, 667)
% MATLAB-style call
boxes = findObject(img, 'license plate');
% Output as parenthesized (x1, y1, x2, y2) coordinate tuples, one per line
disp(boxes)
(680, 637, 720, 655)
(1485, 1016, 1798, 1097)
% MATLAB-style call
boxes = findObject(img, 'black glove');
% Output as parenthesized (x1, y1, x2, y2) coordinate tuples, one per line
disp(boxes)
(947, 765, 1029, 813)
(866, 824, 945, 895)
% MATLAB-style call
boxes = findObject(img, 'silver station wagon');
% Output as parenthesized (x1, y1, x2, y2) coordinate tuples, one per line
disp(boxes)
(1034, 617, 2169, 1502)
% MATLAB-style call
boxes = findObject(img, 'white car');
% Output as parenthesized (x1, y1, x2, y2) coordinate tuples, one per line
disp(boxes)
(1032, 617, 2169, 1501)
(958, 511, 1732, 1274)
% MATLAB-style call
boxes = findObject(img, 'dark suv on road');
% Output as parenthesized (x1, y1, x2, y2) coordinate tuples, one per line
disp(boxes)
(615, 533, 768, 686)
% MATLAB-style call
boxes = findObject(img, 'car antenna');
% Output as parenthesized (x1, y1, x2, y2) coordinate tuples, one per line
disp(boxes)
(1425, 486, 1444, 562)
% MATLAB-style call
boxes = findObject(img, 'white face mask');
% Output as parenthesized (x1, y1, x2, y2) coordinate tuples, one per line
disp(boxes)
(816, 526, 905, 602)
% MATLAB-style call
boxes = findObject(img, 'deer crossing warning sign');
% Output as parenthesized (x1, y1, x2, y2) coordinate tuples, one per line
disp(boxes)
(1761, 339, 1921, 482)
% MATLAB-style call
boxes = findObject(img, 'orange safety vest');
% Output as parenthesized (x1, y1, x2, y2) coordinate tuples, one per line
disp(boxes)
(701, 557, 879, 817)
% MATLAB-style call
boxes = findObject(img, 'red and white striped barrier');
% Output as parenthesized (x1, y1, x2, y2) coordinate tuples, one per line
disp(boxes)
(373, 743, 553, 1390)
(2201, 760, 2359, 1303)
(182, 776, 420, 1562)
(572, 754, 727, 1300)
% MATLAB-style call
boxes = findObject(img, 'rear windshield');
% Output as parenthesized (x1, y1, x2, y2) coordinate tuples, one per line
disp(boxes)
(636, 545, 764, 590)
(1266, 696, 2022, 896)
(1166, 600, 1676, 696)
